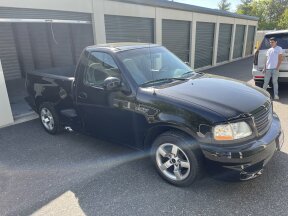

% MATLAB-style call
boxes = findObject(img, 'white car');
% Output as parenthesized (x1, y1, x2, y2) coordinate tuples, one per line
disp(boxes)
(252, 30, 288, 87)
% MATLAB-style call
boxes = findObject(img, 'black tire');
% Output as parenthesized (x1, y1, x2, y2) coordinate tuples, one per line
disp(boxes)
(255, 80, 264, 88)
(151, 130, 203, 187)
(39, 102, 61, 135)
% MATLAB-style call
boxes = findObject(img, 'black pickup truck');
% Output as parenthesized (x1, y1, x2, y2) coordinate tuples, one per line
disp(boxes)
(26, 43, 283, 186)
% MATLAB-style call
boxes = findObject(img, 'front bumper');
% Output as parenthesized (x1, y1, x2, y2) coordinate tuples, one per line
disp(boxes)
(200, 113, 283, 174)
(253, 68, 288, 82)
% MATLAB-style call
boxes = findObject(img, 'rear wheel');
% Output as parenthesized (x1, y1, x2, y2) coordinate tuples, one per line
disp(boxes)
(151, 131, 203, 187)
(39, 102, 61, 134)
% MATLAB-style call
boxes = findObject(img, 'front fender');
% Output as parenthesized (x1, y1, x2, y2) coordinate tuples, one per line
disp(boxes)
(143, 122, 199, 150)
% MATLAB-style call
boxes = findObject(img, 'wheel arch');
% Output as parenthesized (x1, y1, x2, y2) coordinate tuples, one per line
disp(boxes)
(143, 124, 197, 150)
(35, 97, 58, 113)
(35, 97, 46, 112)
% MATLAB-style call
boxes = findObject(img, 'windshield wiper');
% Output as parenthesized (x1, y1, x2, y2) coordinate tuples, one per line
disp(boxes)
(181, 71, 194, 78)
(181, 70, 204, 78)
(140, 78, 187, 87)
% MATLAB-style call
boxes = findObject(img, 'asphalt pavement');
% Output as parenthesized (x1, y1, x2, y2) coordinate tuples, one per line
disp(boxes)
(1, 57, 288, 216)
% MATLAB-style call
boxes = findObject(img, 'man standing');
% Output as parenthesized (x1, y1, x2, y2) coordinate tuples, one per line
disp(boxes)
(263, 37, 283, 100)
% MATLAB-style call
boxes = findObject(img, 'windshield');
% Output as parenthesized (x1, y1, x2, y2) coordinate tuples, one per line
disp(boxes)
(118, 46, 196, 85)
(260, 33, 288, 50)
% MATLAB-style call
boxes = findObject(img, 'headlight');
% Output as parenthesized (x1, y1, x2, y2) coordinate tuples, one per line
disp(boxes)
(213, 121, 252, 141)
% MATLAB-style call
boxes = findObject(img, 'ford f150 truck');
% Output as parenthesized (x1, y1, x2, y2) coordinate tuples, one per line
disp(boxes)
(26, 43, 283, 186)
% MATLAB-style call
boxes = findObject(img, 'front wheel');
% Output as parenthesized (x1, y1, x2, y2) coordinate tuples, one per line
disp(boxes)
(39, 102, 61, 135)
(151, 131, 203, 187)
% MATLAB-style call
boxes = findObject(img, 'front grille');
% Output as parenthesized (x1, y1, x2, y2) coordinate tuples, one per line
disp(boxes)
(251, 100, 273, 136)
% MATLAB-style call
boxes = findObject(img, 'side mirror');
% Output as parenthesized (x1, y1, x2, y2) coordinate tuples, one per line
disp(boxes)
(184, 62, 190, 66)
(103, 77, 121, 91)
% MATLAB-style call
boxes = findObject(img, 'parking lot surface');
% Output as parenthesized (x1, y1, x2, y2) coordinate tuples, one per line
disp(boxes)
(0, 57, 287, 216)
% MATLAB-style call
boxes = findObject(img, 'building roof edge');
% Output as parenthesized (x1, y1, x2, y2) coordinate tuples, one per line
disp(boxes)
(110, 0, 259, 21)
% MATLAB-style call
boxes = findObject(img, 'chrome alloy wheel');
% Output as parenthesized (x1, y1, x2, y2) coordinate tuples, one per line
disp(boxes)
(40, 108, 55, 131)
(156, 143, 190, 181)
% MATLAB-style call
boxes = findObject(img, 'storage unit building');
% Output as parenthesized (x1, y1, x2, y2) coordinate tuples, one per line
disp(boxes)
(0, 0, 258, 127)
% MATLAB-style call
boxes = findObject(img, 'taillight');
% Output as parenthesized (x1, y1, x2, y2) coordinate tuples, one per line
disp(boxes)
(254, 50, 259, 65)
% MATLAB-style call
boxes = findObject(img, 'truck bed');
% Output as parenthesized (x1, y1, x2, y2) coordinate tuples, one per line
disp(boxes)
(28, 65, 75, 79)
(25, 66, 76, 112)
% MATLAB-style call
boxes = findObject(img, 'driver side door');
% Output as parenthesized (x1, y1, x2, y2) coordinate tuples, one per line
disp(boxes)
(76, 51, 136, 146)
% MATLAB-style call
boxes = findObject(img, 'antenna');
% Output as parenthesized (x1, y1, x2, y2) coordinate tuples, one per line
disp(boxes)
(148, 43, 156, 95)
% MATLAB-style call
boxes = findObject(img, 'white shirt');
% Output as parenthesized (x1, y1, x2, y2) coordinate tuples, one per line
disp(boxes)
(266, 46, 283, 69)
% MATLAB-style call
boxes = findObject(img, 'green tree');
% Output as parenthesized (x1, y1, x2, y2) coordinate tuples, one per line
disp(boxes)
(236, 0, 253, 15)
(278, 8, 288, 29)
(218, 0, 231, 11)
(236, 0, 288, 30)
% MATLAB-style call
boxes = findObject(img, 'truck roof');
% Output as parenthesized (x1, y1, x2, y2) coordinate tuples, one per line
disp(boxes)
(265, 30, 288, 35)
(86, 43, 160, 52)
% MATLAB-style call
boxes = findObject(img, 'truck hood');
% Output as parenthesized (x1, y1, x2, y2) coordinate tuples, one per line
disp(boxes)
(155, 75, 270, 120)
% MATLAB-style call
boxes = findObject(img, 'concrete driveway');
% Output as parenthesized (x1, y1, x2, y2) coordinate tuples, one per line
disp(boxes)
(0, 57, 287, 216)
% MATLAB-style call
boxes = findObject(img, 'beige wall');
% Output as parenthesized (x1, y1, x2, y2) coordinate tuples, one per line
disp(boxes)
(0, 60, 13, 128)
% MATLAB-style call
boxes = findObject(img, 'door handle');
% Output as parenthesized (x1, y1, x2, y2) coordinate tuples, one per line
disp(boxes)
(78, 92, 88, 99)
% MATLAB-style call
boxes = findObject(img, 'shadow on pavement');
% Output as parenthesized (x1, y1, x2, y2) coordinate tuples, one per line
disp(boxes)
(204, 57, 254, 83)
(1, 120, 288, 216)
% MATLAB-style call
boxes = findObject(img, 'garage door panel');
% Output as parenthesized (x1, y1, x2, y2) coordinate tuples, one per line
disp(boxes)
(105, 15, 154, 43)
(0, 23, 21, 80)
(195, 22, 215, 69)
(0, 7, 91, 21)
(245, 26, 256, 56)
(162, 19, 190, 62)
(233, 25, 245, 59)
(217, 23, 232, 63)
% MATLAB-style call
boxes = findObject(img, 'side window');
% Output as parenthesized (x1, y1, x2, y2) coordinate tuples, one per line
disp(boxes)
(260, 34, 288, 50)
(83, 52, 120, 87)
